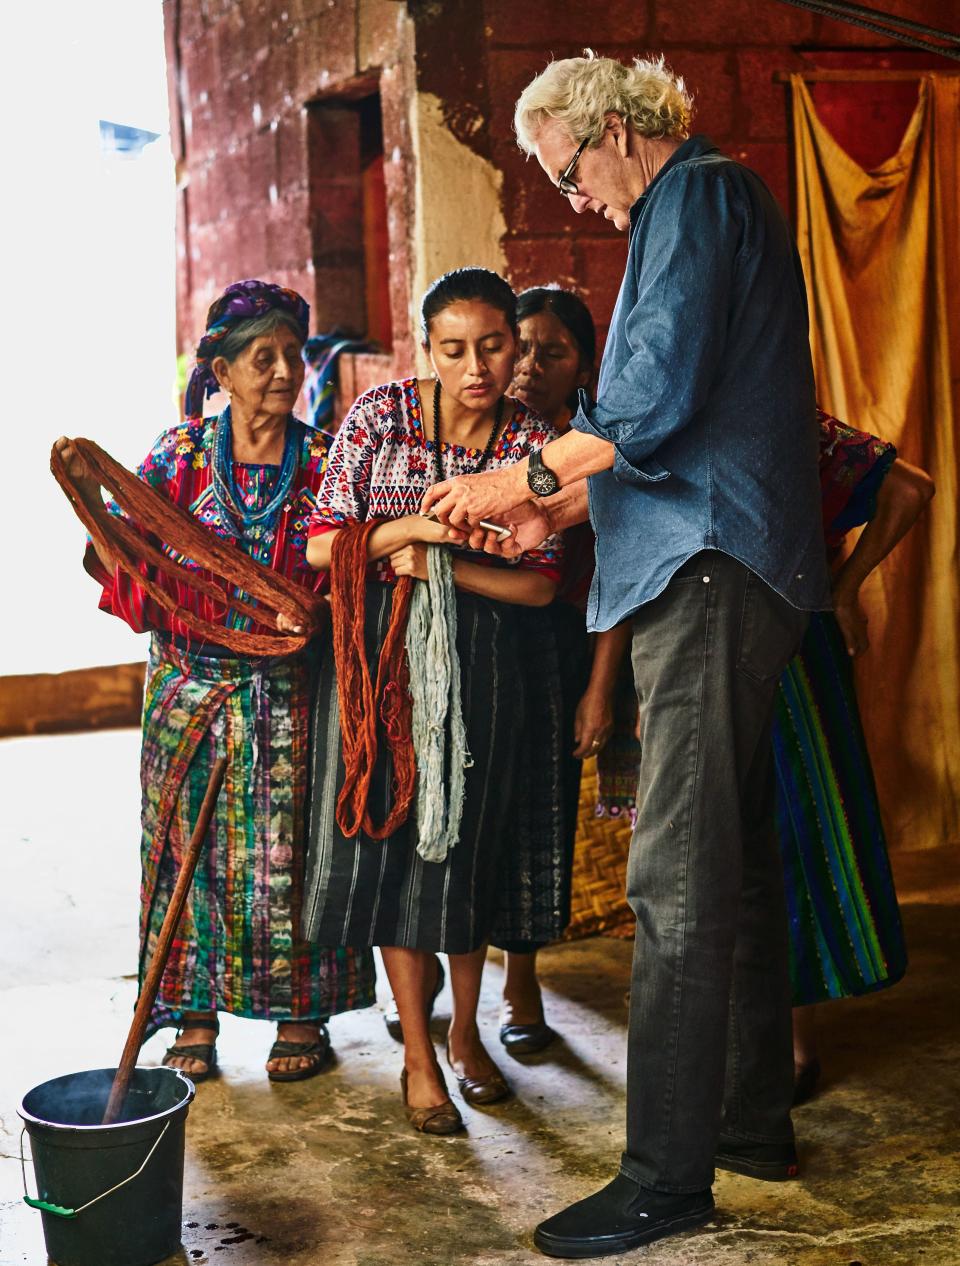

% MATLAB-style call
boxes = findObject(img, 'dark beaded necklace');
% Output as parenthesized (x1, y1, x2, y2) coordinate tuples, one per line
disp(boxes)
(432, 379, 505, 483)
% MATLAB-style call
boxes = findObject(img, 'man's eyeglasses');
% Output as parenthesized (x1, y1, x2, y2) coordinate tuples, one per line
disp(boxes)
(557, 137, 590, 197)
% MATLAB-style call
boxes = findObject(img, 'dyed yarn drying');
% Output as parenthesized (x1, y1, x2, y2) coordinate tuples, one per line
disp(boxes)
(50, 436, 325, 657)
(406, 544, 472, 863)
(329, 520, 416, 840)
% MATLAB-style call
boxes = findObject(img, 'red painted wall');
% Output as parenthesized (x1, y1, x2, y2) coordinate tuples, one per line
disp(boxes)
(165, 0, 958, 373)
(415, 0, 958, 352)
(163, 0, 418, 371)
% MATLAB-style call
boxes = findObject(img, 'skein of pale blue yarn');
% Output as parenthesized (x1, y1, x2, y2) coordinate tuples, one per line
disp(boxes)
(405, 544, 473, 863)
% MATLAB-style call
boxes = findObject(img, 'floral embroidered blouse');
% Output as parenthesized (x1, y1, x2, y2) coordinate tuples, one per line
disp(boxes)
(86, 416, 333, 639)
(308, 378, 564, 583)
(818, 408, 896, 551)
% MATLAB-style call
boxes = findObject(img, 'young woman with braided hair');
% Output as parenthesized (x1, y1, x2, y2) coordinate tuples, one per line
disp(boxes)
(303, 267, 564, 1134)
(490, 286, 599, 1052)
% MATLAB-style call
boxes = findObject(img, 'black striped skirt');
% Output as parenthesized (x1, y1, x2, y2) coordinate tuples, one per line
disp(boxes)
(301, 582, 523, 954)
(490, 600, 591, 950)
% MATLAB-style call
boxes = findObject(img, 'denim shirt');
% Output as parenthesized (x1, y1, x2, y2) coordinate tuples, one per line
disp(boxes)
(569, 135, 831, 632)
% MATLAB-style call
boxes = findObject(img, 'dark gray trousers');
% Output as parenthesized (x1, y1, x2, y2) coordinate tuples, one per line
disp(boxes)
(621, 551, 809, 1192)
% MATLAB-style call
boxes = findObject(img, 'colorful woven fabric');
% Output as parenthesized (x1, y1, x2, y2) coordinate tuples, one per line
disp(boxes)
(86, 414, 375, 1033)
(141, 637, 376, 1034)
(817, 407, 896, 550)
(308, 378, 564, 583)
(303, 333, 370, 431)
(775, 612, 906, 1004)
(88, 416, 334, 643)
(185, 279, 310, 418)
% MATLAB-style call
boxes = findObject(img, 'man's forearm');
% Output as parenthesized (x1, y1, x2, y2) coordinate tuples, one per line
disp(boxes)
(542, 480, 591, 532)
(543, 430, 615, 485)
(420, 427, 614, 531)
(531, 431, 614, 534)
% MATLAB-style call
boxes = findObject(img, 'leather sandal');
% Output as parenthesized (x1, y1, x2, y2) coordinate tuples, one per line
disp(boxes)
(162, 1017, 220, 1083)
(384, 956, 445, 1043)
(400, 1067, 464, 1135)
(266, 1022, 332, 1083)
(446, 1039, 511, 1106)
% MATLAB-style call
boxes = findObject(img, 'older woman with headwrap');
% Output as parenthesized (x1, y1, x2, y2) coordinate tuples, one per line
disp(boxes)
(55, 279, 376, 1082)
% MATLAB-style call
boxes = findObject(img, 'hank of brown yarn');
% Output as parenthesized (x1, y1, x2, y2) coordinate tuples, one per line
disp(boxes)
(329, 521, 416, 841)
(51, 436, 326, 657)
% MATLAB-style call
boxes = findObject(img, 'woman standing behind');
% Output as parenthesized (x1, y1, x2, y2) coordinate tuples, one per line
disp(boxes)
(492, 286, 606, 1054)
(783, 416, 933, 1100)
(303, 268, 563, 1133)
(56, 280, 376, 1082)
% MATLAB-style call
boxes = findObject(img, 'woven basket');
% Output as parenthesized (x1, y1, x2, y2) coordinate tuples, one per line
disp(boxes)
(564, 757, 635, 941)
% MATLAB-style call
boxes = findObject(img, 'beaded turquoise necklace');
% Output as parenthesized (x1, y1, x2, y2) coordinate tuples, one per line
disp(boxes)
(211, 405, 299, 543)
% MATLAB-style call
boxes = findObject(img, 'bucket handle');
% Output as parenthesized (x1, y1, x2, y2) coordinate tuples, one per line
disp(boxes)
(20, 1121, 170, 1219)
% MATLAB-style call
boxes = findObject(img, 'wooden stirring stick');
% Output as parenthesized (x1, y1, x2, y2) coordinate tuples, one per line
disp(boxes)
(102, 757, 227, 1125)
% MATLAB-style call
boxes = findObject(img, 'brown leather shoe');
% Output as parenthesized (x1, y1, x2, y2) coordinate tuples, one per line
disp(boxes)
(400, 1068, 464, 1135)
(446, 1040, 511, 1106)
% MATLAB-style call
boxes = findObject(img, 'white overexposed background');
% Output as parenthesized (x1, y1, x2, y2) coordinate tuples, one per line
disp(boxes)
(1, 0, 176, 674)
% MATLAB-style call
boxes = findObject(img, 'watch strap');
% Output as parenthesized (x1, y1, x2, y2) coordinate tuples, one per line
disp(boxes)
(527, 449, 560, 497)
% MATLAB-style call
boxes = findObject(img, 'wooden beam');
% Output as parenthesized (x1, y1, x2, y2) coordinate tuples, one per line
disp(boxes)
(774, 69, 960, 81)
(0, 663, 145, 739)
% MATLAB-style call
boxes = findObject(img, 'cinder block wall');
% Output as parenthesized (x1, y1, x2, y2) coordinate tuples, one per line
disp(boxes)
(417, 0, 956, 347)
(163, 0, 419, 373)
(165, 0, 957, 375)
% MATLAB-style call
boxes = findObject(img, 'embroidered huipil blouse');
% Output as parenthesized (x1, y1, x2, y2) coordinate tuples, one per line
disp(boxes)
(308, 379, 564, 581)
(87, 416, 333, 640)
(817, 408, 896, 550)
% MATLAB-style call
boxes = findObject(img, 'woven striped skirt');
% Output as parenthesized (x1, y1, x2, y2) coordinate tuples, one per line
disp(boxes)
(302, 583, 523, 954)
(490, 600, 590, 950)
(775, 611, 907, 1005)
(140, 635, 376, 1036)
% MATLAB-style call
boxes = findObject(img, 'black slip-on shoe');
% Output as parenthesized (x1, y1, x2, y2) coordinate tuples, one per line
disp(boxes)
(792, 1058, 822, 1106)
(499, 1020, 556, 1056)
(533, 1174, 714, 1259)
(714, 1134, 799, 1181)
(383, 955, 445, 1043)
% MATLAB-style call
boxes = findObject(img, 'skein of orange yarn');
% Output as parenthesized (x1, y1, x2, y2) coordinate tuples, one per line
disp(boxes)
(51, 436, 326, 656)
(329, 520, 416, 840)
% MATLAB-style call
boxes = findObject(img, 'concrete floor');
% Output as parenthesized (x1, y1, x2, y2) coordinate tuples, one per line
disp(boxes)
(1, 730, 959, 1266)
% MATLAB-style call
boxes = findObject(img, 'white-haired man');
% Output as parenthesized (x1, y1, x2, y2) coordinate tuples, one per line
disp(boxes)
(423, 53, 831, 1257)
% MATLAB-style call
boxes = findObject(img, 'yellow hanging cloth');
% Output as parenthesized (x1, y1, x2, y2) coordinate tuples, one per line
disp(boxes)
(792, 74, 960, 853)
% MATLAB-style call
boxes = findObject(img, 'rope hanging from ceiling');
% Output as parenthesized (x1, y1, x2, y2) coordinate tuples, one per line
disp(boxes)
(774, 0, 960, 62)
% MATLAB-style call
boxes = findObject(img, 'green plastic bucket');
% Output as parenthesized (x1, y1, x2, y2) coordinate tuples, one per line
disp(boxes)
(18, 1066, 195, 1266)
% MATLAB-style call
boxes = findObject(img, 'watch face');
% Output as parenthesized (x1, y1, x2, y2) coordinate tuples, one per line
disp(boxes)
(530, 467, 558, 496)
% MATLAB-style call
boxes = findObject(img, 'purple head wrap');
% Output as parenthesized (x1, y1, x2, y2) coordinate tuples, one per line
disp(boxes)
(185, 279, 310, 418)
